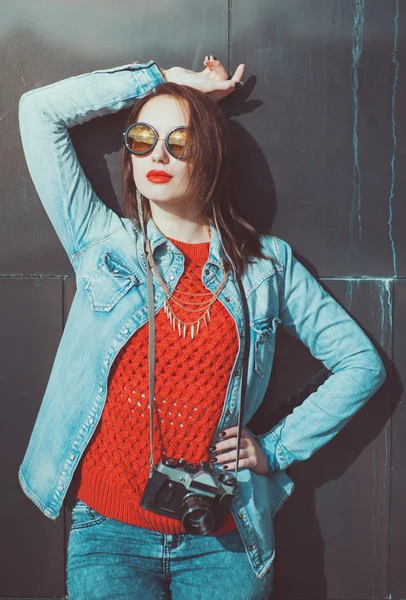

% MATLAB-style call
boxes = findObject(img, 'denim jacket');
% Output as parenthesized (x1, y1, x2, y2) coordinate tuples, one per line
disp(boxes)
(18, 60, 386, 579)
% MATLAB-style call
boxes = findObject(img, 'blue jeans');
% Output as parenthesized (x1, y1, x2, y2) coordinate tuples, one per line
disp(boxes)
(66, 498, 274, 599)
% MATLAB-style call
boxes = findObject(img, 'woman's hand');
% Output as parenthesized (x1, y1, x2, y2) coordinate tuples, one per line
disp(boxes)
(209, 426, 269, 475)
(162, 55, 244, 103)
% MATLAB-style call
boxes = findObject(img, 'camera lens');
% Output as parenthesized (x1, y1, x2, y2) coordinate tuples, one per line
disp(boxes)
(188, 509, 206, 524)
(179, 495, 215, 535)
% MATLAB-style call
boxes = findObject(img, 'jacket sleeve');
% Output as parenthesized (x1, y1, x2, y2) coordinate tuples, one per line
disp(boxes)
(18, 60, 164, 267)
(256, 238, 387, 472)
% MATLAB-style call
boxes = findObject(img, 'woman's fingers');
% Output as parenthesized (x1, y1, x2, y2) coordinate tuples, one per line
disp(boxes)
(204, 63, 245, 102)
(201, 57, 244, 84)
(202, 55, 229, 80)
(228, 62, 245, 83)
(210, 428, 251, 466)
(212, 447, 249, 466)
(209, 425, 269, 474)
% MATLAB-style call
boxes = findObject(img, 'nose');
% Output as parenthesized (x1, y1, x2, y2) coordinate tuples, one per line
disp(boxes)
(151, 137, 169, 163)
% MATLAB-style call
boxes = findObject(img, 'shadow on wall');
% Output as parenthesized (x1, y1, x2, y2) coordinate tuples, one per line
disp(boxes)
(247, 323, 395, 599)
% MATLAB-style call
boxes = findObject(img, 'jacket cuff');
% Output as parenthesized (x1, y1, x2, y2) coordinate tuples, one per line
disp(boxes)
(256, 430, 294, 472)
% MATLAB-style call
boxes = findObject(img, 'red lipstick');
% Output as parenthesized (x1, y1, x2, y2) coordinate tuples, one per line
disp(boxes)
(146, 170, 173, 184)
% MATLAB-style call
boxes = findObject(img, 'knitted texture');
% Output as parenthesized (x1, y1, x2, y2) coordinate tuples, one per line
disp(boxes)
(74, 235, 240, 534)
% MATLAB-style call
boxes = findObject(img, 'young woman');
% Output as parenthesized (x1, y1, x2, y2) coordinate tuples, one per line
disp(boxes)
(18, 56, 386, 600)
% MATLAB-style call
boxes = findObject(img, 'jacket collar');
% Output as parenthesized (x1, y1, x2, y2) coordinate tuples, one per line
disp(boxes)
(145, 216, 225, 270)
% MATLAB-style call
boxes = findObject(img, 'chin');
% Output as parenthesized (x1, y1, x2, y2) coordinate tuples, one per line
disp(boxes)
(137, 184, 173, 197)
(135, 183, 188, 205)
(144, 187, 184, 202)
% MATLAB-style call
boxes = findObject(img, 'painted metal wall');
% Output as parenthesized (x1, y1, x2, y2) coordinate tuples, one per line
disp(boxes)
(1, 1, 403, 598)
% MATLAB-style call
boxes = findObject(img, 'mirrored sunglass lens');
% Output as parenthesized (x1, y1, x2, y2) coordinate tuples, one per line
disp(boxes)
(126, 125, 155, 154)
(168, 128, 189, 157)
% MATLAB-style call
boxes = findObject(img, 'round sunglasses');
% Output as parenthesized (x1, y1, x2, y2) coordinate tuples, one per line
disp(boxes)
(123, 122, 194, 159)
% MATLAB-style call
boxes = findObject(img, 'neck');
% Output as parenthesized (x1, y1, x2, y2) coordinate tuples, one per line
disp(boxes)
(148, 204, 210, 243)
(165, 227, 211, 244)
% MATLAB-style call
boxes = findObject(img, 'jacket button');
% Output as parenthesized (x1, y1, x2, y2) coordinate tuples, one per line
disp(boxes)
(123, 328, 129, 334)
(238, 513, 243, 519)
(226, 410, 231, 416)
(58, 485, 64, 491)
(248, 545, 253, 551)
(169, 275, 175, 281)
(234, 371, 239, 377)
(225, 297, 230, 302)
(205, 269, 210, 275)
(69, 454, 75, 460)
(98, 386, 103, 393)
(88, 418, 94, 425)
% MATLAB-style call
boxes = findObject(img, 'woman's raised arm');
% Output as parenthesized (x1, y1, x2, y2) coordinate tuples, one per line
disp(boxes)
(18, 60, 165, 267)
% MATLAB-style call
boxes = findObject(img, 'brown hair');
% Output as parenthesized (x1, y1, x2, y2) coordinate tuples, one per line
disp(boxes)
(121, 82, 275, 274)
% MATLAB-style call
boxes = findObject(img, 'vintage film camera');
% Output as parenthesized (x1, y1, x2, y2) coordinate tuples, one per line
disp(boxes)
(140, 457, 237, 535)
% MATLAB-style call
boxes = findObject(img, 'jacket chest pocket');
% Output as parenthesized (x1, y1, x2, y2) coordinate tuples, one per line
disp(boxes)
(250, 315, 281, 378)
(83, 252, 144, 312)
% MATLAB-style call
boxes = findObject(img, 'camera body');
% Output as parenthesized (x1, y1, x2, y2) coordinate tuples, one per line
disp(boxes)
(140, 457, 237, 534)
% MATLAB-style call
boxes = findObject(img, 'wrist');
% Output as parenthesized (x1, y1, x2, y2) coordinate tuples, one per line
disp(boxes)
(158, 66, 167, 82)
(161, 66, 178, 84)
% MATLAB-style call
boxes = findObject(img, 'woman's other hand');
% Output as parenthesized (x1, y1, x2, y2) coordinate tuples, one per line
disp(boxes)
(162, 56, 244, 102)
(209, 426, 269, 475)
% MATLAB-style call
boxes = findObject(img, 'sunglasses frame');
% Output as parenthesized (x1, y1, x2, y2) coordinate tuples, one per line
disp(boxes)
(123, 121, 193, 159)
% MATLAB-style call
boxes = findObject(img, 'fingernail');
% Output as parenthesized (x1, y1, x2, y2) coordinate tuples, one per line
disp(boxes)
(210, 457, 218, 463)
(219, 431, 226, 437)
(209, 445, 216, 451)
(235, 81, 244, 88)
(222, 465, 229, 470)
(212, 56, 218, 60)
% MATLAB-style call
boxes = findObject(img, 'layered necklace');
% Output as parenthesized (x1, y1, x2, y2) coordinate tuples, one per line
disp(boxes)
(133, 219, 229, 339)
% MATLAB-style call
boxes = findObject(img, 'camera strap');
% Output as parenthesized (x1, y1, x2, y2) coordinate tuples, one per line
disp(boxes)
(144, 237, 250, 483)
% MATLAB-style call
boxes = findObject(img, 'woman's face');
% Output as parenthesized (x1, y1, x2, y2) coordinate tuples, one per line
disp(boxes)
(130, 95, 196, 208)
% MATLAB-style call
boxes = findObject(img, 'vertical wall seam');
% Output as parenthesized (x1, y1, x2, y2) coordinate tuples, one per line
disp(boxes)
(349, 0, 365, 260)
(228, 0, 232, 76)
(388, 0, 400, 279)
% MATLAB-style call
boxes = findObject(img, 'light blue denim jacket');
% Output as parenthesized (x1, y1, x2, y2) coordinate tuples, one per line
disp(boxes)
(18, 60, 386, 579)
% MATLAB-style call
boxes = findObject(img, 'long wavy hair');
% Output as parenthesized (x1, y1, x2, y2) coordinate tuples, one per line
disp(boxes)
(121, 82, 275, 274)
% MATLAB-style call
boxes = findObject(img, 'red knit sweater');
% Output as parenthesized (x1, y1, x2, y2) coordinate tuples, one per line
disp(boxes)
(74, 235, 239, 534)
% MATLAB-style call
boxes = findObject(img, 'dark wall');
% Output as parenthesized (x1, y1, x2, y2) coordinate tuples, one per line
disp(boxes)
(1, 1, 403, 598)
